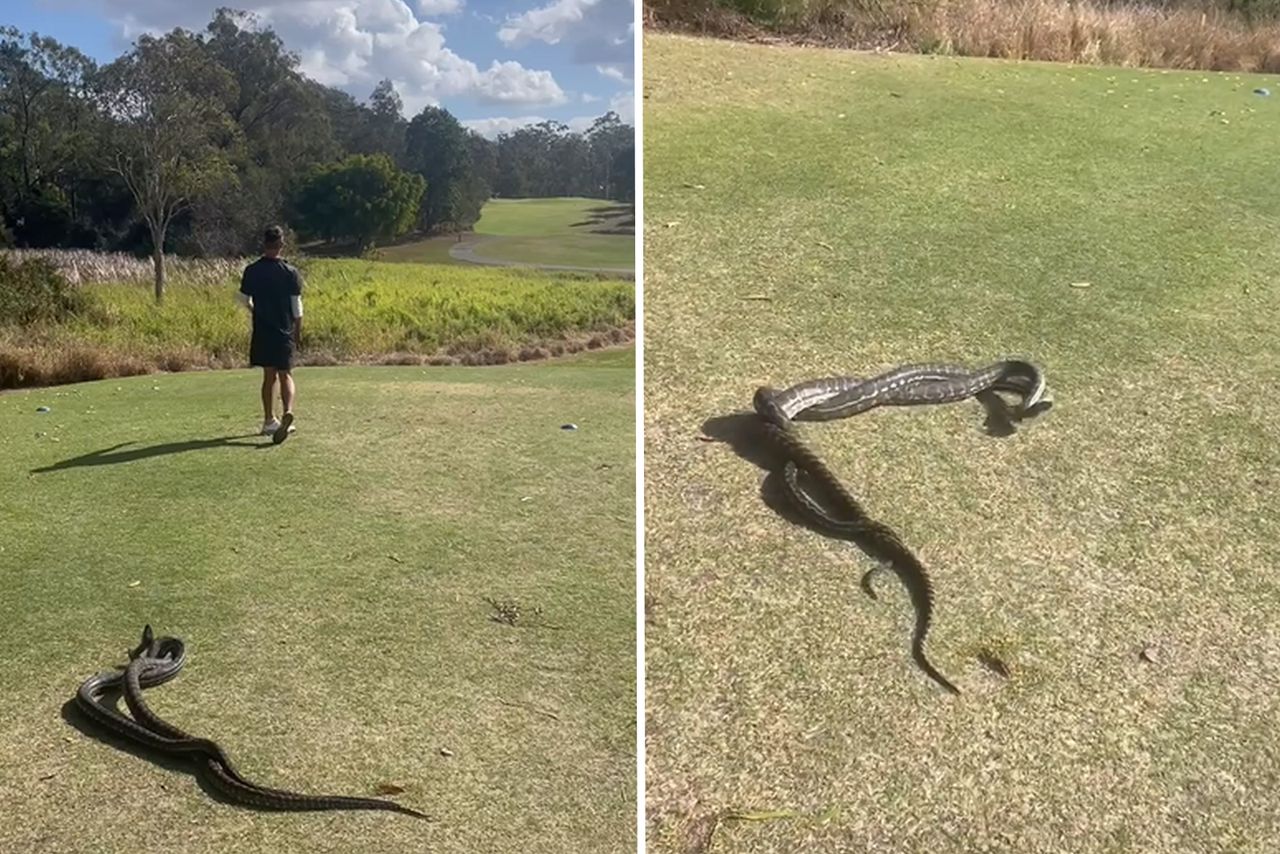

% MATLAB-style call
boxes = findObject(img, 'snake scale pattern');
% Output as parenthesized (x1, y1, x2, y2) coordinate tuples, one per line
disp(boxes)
(753, 359, 1050, 694)
(75, 626, 429, 818)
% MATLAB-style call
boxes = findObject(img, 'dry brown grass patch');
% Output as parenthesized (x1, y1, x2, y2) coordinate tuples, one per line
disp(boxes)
(646, 0, 1280, 72)
(0, 321, 635, 389)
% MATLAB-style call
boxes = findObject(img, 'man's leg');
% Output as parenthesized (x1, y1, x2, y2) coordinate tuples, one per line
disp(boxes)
(272, 367, 296, 444)
(279, 369, 295, 416)
(261, 368, 277, 422)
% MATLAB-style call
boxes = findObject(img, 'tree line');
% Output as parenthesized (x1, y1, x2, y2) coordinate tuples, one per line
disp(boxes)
(0, 8, 634, 299)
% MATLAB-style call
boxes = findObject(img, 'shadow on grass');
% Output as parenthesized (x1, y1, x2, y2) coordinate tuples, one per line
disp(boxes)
(61, 693, 432, 819)
(702, 390, 1045, 479)
(31, 434, 270, 473)
(699, 391, 1051, 693)
(59, 695, 283, 813)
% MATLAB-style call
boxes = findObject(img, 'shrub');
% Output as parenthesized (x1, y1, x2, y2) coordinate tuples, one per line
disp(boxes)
(0, 254, 91, 325)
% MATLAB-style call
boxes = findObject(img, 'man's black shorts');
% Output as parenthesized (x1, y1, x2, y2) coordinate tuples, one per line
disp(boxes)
(250, 333, 294, 371)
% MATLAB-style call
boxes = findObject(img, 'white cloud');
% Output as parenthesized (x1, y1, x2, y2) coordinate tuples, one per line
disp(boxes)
(608, 89, 634, 123)
(498, 0, 593, 46)
(498, 0, 632, 67)
(417, 0, 463, 14)
(462, 115, 547, 138)
(475, 61, 567, 105)
(581, 92, 601, 103)
(63, 0, 568, 114)
(596, 64, 628, 82)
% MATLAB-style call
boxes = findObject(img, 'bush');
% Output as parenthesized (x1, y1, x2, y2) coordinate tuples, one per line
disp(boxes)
(290, 154, 426, 251)
(0, 254, 91, 325)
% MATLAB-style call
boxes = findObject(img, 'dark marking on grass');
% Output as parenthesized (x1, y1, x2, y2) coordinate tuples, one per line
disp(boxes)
(31, 435, 265, 473)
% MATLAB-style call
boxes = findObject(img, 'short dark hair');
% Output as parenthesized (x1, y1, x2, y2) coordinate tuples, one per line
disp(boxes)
(263, 225, 284, 245)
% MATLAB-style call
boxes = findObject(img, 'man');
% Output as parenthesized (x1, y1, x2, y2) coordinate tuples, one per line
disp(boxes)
(237, 225, 303, 444)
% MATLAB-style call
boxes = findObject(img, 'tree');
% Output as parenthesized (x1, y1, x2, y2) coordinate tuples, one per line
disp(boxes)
(404, 105, 481, 232)
(366, 79, 406, 164)
(97, 30, 239, 301)
(203, 8, 336, 175)
(586, 111, 632, 201)
(290, 153, 424, 251)
(610, 145, 634, 203)
(188, 10, 339, 256)
(466, 131, 498, 195)
(0, 28, 98, 239)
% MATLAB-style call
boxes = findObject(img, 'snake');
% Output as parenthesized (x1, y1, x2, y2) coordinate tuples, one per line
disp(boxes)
(75, 626, 430, 819)
(752, 360, 1049, 694)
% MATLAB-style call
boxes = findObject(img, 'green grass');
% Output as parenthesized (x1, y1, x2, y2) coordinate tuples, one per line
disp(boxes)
(0, 349, 635, 853)
(371, 235, 463, 265)
(1, 258, 634, 387)
(470, 198, 633, 270)
(643, 34, 1280, 854)
(467, 233, 637, 269)
(382, 198, 635, 271)
(474, 198, 629, 238)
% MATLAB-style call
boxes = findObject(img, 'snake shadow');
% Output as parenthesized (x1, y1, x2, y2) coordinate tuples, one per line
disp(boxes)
(701, 391, 1051, 692)
(60, 696, 294, 814)
(700, 411, 901, 574)
(32, 434, 272, 473)
(702, 389, 1046, 531)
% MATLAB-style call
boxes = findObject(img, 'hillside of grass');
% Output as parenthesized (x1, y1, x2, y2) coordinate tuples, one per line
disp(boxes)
(643, 33, 1280, 854)
(0, 350, 635, 853)
(378, 198, 635, 272)
(0, 256, 635, 388)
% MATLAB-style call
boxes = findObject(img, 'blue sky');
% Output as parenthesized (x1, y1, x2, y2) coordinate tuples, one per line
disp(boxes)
(3, 0, 635, 137)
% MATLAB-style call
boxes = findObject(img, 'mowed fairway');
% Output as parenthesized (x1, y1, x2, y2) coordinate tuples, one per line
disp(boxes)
(465, 198, 634, 271)
(377, 197, 635, 273)
(0, 350, 635, 853)
(644, 33, 1280, 853)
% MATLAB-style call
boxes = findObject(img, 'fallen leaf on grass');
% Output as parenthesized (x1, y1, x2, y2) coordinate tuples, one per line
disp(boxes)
(816, 241, 834, 250)
(375, 782, 406, 795)
(127, 580, 141, 588)
(740, 294, 772, 301)
(977, 649, 1011, 678)
(723, 809, 798, 821)
(663, 221, 680, 228)
(681, 182, 706, 190)
(1070, 281, 1092, 289)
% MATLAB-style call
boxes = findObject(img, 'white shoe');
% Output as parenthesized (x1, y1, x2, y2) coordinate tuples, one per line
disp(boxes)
(272, 411, 296, 445)
(261, 419, 281, 435)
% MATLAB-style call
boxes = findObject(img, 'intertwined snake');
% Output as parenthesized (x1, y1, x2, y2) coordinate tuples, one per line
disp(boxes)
(75, 626, 430, 818)
(753, 360, 1050, 694)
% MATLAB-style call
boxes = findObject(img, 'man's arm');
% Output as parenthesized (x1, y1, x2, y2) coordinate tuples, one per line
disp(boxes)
(291, 294, 303, 345)
(236, 270, 253, 311)
(290, 267, 304, 345)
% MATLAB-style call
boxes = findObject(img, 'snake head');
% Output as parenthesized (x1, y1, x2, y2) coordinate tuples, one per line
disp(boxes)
(127, 625, 156, 661)
(752, 387, 789, 425)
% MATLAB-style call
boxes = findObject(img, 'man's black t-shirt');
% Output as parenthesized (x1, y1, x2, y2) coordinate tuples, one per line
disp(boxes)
(240, 257, 303, 339)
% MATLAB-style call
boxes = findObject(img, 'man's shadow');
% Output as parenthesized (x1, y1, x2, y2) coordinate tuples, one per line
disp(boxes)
(32, 434, 270, 474)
